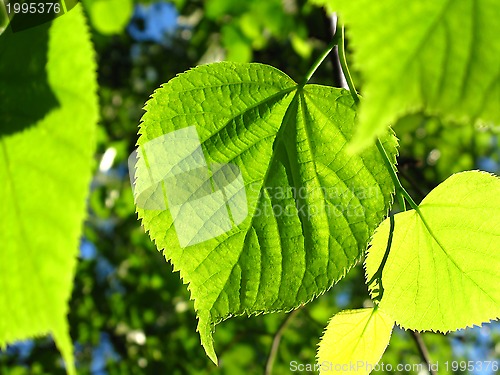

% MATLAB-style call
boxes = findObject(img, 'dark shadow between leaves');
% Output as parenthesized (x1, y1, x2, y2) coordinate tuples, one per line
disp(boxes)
(4, 1, 81, 33)
(0, 19, 59, 137)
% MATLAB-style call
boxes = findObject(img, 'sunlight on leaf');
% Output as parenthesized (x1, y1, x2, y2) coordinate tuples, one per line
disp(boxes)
(135, 62, 398, 362)
(317, 308, 394, 374)
(332, 0, 500, 150)
(366, 171, 500, 332)
(0, 6, 98, 374)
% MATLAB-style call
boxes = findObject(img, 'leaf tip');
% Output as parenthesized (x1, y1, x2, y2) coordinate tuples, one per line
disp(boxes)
(197, 312, 219, 365)
(53, 323, 76, 375)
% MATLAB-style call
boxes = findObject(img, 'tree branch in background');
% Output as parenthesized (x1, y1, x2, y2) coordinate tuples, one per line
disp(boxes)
(265, 308, 302, 375)
(410, 331, 437, 375)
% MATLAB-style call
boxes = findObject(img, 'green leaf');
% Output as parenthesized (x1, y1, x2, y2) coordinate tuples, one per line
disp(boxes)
(0, 6, 98, 374)
(222, 24, 252, 63)
(317, 308, 394, 375)
(365, 171, 500, 332)
(135, 62, 398, 362)
(332, 0, 500, 150)
(82, 0, 134, 35)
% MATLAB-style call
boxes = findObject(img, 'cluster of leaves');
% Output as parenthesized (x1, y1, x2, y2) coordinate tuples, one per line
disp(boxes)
(134, 0, 500, 371)
(0, 1, 348, 373)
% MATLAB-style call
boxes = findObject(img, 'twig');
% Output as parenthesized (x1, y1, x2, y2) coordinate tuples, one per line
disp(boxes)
(410, 331, 437, 375)
(322, 12, 344, 88)
(264, 308, 302, 375)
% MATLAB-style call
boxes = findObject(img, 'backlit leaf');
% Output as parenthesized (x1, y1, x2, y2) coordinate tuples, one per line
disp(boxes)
(365, 171, 500, 332)
(317, 308, 394, 375)
(332, 0, 500, 150)
(0, 6, 98, 374)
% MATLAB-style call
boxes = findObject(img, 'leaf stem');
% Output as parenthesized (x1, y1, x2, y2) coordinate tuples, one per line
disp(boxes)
(60, 0, 68, 13)
(336, 21, 420, 304)
(337, 22, 418, 211)
(301, 36, 339, 86)
(337, 25, 359, 104)
(336, 22, 435, 374)
(375, 139, 418, 211)
(367, 213, 394, 302)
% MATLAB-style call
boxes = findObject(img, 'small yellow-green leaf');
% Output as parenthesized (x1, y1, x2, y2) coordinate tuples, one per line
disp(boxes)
(317, 308, 394, 374)
(366, 171, 500, 332)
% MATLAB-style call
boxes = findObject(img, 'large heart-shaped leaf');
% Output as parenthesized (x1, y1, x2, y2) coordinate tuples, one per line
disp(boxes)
(366, 171, 500, 332)
(135, 62, 397, 362)
(0, 6, 98, 374)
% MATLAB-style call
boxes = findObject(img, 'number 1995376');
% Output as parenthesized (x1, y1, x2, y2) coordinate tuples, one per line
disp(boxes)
(6, 2, 62, 15)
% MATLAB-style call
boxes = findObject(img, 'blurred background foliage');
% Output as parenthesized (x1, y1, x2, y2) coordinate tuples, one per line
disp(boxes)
(0, 0, 499, 374)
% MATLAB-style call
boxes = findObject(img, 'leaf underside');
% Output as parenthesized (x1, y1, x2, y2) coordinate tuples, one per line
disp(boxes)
(333, 0, 500, 149)
(366, 171, 500, 332)
(136, 62, 398, 362)
(0, 6, 98, 374)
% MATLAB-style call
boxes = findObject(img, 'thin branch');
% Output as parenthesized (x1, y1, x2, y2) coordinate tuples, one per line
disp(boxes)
(376, 139, 413, 211)
(336, 24, 359, 104)
(301, 36, 338, 86)
(337, 22, 417, 212)
(410, 331, 437, 375)
(323, 12, 345, 88)
(265, 308, 302, 375)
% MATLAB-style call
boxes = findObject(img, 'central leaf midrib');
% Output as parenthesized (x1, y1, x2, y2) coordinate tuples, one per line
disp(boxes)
(287, 93, 332, 301)
(240, 88, 301, 224)
(370, 0, 454, 119)
(348, 309, 377, 358)
(207, 88, 302, 314)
